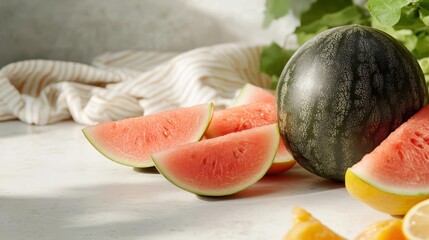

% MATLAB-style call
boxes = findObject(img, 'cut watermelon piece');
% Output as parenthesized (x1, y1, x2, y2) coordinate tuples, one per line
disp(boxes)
(206, 83, 296, 174)
(349, 105, 429, 196)
(83, 103, 214, 168)
(266, 143, 296, 175)
(233, 83, 275, 106)
(152, 124, 280, 196)
(205, 103, 276, 138)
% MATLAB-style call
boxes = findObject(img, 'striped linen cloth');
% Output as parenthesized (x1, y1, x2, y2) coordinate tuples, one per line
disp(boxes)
(0, 44, 272, 125)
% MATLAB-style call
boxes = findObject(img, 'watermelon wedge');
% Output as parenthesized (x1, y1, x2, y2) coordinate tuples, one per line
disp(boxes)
(152, 124, 280, 196)
(83, 103, 214, 168)
(346, 105, 429, 214)
(205, 103, 276, 138)
(206, 83, 296, 174)
(233, 83, 275, 106)
(234, 84, 296, 174)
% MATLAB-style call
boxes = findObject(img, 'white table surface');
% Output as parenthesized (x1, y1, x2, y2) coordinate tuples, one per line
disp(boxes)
(0, 120, 389, 240)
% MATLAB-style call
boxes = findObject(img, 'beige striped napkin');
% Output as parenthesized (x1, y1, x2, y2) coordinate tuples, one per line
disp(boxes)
(0, 44, 271, 125)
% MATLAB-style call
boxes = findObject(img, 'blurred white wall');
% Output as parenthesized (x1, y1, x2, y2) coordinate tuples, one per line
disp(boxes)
(0, 0, 301, 67)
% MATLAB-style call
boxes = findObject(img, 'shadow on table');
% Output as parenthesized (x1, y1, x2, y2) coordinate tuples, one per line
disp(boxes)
(198, 165, 344, 201)
(0, 182, 205, 239)
(0, 167, 344, 239)
(133, 167, 159, 174)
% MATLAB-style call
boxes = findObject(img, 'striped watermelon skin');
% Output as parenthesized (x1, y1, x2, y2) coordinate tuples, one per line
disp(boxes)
(276, 25, 428, 181)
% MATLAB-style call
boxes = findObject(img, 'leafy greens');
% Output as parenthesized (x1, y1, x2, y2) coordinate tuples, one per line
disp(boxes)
(261, 0, 429, 89)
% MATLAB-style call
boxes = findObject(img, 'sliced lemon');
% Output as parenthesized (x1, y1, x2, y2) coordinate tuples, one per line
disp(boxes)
(355, 219, 405, 240)
(403, 199, 429, 240)
(283, 207, 345, 240)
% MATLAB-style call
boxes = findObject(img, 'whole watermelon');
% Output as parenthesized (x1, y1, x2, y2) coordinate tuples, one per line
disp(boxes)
(276, 25, 428, 181)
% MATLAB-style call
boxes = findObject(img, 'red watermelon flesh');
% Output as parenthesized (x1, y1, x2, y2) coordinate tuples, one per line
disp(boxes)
(350, 105, 429, 195)
(233, 83, 276, 106)
(152, 124, 280, 196)
(206, 84, 296, 174)
(205, 103, 276, 138)
(83, 103, 214, 168)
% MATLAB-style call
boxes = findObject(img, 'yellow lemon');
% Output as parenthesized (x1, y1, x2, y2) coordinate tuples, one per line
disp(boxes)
(355, 219, 405, 240)
(403, 199, 429, 240)
(345, 169, 429, 215)
(283, 207, 345, 240)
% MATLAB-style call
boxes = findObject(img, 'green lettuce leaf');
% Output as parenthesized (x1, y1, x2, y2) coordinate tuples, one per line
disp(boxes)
(420, 1, 429, 25)
(413, 33, 429, 58)
(295, 5, 368, 45)
(300, 0, 353, 26)
(263, 0, 290, 28)
(259, 43, 295, 89)
(394, 5, 425, 30)
(366, 0, 414, 26)
(418, 57, 429, 87)
(371, 17, 418, 51)
(261, 0, 429, 90)
(419, 57, 429, 74)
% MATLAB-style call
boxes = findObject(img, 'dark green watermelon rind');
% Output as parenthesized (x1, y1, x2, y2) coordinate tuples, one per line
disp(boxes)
(82, 103, 214, 168)
(349, 167, 429, 197)
(276, 25, 428, 181)
(151, 124, 280, 196)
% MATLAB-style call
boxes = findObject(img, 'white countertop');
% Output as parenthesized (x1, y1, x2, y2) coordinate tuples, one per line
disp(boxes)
(0, 120, 389, 240)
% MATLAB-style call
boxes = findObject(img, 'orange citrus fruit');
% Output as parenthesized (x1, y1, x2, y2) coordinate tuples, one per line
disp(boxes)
(355, 219, 405, 240)
(283, 207, 345, 240)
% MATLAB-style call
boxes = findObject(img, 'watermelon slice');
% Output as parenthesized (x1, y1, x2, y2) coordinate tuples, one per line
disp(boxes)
(206, 83, 296, 174)
(346, 105, 429, 214)
(205, 103, 276, 138)
(152, 124, 280, 196)
(83, 103, 214, 168)
(233, 83, 275, 106)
